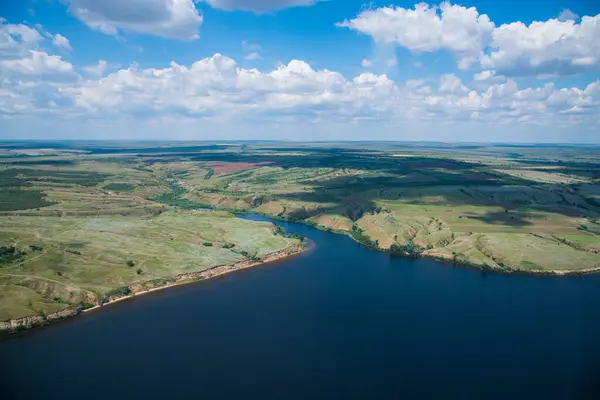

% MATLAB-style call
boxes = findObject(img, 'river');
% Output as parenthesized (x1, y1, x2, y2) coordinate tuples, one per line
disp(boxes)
(2, 214, 600, 399)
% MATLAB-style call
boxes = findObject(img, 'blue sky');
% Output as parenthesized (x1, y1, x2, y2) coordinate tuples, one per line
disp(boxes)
(0, 0, 599, 142)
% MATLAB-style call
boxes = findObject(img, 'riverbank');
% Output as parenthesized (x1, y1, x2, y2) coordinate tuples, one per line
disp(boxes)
(0, 244, 305, 336)
(239, 211, 600, 277)
(420, 252, 600, 277)
(83, 244, 306, 314)
(5, 209, 600, 399)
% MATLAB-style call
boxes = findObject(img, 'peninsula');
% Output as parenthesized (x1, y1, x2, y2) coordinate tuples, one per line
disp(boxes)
(2, 141, 600, 332)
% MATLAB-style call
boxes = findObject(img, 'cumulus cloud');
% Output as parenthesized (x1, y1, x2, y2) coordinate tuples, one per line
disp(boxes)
(0, 78, 77, 117)
(439, 74, 468, 95)
(0, 21, 79, 117)
(547, 81, 600, 113)
(65, 0, 203, 40)
(0, 50, 77, 82)
(52, 33, 72, 51)
(337, 2, 494, 70)
(65, 55, 362, 118)
(45, 54, 596, 128)
(481, 15, 600, 76)
(83, 60, 108, 76)
(1, 48, 598, 132)
(0, 21, 76, 84)
(0, 21, 45, 59)
(338, 2, 600, 77)
(203, 0, 324, 13)
(473, 69, 506, 84)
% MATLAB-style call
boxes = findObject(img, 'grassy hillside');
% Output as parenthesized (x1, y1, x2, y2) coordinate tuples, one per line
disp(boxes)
(147, 142, 600, 273)
(2, 139, 600, 325)
(0, 155, 301, 323)
(0, 210, 299, 322)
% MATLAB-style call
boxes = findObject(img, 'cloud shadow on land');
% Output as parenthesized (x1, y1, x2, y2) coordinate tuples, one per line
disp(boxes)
(181, 150, 600, 224)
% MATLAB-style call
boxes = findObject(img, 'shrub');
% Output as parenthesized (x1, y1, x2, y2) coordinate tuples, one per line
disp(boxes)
(126, 260, 135, 267)
(350, 226, 378, 249)
(103, 183, 135, 192)
(274, 225, 305, 241)
(390, 239, 424, 257)
(239, 250, 261, 262)
(100, 286, 131, 304)
(203, 242, 213, 247)
(0, 246, 26, 264)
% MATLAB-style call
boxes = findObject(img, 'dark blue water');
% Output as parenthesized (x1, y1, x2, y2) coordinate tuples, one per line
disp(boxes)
(2, 215, 600, 399)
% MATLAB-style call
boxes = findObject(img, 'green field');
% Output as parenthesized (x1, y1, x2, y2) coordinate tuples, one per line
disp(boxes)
(0, 149, 304, 325)
(2, 140, 600, 325)
(0, 211, 300, 322)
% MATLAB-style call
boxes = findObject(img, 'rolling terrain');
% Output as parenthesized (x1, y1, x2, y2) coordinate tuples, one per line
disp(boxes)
(0, 147, 303, 330)
(2, 141, 600, 330)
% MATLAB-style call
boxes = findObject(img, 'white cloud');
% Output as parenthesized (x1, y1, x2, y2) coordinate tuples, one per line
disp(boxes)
(0, 21, 78, 117)
(546, 81, 600, 112)
(474, 70, 493, 81)
(337, 2, 494, 70)
(1, 51, 598, 137)
(244, 52, 262, 60)
(361, 59, 372, 68)
(52, 54, 599, 128)
(0, 50, 77, 82)
(0, 22, 76, 82)
(439, 74, 468, 95)
(481, 15, 600, 76)
(203, 0, 324, 13)
(61, 55, 389, 119)
(83, 60, 108, 76)
(66, 0, 203, 40)
(52, 33, 72, 51)
(473, 69, 506, 84)
(558, 9, 579, 22)
(0, 21, 45, 59)
(338, 2, 600, 77)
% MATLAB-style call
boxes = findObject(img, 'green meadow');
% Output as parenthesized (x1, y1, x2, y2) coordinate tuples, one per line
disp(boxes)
(2, 141, 600, 323)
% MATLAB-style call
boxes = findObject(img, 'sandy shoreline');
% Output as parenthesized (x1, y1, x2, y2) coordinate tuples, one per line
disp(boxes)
(1, 245, 306, 334)
(83, 246, 305, 313)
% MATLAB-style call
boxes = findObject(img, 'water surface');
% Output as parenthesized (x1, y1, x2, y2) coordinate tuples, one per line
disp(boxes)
(2, 215, 600, 399)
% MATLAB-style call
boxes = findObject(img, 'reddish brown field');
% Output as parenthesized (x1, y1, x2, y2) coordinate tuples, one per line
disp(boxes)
(208, 162, 272, 175)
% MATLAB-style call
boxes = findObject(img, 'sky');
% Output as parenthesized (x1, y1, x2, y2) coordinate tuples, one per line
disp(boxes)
(0, 0, 599, 142)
